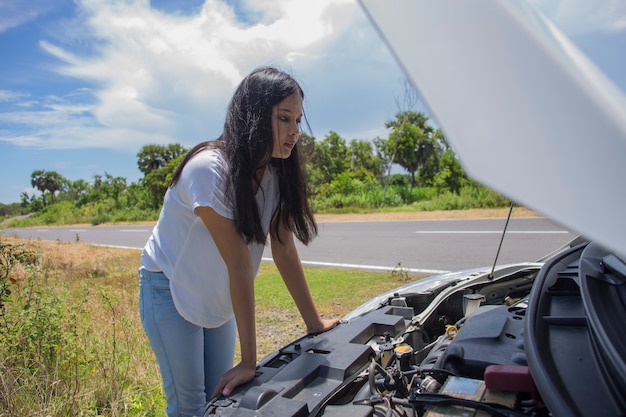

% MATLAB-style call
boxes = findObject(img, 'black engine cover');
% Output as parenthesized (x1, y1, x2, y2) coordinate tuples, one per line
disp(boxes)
(438, 305, 528, 379)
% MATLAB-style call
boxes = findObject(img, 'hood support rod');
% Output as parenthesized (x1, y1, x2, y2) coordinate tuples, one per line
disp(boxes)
(489, 201, 514, 280)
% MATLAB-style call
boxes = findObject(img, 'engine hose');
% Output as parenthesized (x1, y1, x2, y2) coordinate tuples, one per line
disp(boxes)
(369, 360, 378, 395)
(369, 358, 393, 395)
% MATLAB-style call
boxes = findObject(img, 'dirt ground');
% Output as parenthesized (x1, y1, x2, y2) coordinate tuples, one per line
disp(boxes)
(314, 207, 539, 222)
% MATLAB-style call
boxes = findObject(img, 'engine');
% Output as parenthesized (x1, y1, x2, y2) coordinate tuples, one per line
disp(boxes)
(203, 267, 547, 417)
(319, 298, 543, 417)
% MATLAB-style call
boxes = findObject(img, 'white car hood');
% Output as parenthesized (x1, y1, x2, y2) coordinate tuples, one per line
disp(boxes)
(358, 0, 626, 259)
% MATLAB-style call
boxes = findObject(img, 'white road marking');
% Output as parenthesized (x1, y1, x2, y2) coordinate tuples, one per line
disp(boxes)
(262, 257, 449, 275)
(93, 244, 143, 250)
(415, 230, 568, 234)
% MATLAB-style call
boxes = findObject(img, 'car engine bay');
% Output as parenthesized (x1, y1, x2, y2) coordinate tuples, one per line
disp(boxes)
(203, 239, 625, 416)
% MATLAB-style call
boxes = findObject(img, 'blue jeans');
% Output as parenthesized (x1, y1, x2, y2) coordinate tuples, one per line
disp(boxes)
(139, 268, 236, 417)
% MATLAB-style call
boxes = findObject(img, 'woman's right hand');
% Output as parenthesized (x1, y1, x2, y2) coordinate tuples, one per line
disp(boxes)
(212, 361, 257, 398)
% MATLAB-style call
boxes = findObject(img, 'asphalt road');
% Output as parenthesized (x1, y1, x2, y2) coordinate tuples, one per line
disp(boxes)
(1, 217, 577, 274)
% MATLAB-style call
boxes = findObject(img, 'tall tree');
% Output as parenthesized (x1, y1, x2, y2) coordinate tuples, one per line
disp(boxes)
(381, 111, 441, 186)
(141, 155, 186, 209)
(432, 148, 468, 194)
(137, 143, 188, 175)
(311, 131, 349, 184)
(379, 79, 421, 190)
(30, 170, 68, 206)
(92, 172, 127, 207)
(66, 179, 90, 204)
(348, 139, 382, 181)
(136, 144, 188, 209)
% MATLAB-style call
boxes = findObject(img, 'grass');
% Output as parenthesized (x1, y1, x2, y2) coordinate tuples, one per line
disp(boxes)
(0, 236, 422, 416)
(253, 264, 417, 351)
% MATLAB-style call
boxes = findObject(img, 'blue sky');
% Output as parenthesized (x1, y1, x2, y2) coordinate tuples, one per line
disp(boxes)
(1, 0, 625, 204)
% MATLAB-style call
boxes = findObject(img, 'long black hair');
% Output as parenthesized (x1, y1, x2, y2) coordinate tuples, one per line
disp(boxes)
(170, 66, 317, 245)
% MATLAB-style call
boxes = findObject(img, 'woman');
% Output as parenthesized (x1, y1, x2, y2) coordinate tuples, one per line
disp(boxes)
(139, 66, 339, 417)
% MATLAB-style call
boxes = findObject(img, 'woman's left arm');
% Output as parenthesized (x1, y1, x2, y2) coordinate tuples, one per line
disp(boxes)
(271, 218, 340, 334)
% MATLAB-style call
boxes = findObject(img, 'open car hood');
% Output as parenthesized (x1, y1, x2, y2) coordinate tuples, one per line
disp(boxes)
(358, 0, 626, 260)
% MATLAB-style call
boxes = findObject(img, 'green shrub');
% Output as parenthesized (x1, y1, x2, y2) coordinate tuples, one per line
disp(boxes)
(363, 187, 404, 208)
(412, 183, 510, 211)
(0, 239, 158, 416)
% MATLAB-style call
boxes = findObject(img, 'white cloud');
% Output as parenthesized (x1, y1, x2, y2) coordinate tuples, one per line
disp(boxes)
(0, 0, 55, 33)
(2, 0, 373, 151)
(0, 89, 28, 102)
(0, 93, 173, 149)
(15, 0, 623, 153)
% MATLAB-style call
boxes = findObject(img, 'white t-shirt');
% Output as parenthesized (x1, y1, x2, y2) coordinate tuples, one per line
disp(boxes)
(140, 148, 278, 328)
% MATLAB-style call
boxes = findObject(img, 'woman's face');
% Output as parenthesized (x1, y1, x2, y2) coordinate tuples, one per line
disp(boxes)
(271, 93, 302, 159)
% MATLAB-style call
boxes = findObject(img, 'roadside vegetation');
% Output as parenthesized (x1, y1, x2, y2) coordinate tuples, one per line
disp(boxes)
(0, 236, 419, 416)
(0, 110, 510, 228)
